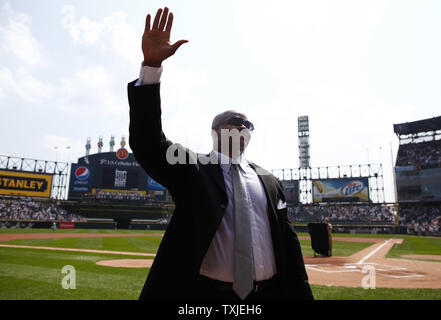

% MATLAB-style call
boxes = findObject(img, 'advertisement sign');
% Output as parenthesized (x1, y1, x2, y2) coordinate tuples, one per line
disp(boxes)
(59, 222, 75, 229)
(312, 178, 369, 203)
(0, 170, 53, 198)
(68, 164, 93, 199)
(91, 188, 146, 196)
(147, 176, 166, 191)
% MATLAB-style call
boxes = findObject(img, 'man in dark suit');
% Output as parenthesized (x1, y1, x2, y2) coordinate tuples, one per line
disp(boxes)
(128, 7, 313, 301)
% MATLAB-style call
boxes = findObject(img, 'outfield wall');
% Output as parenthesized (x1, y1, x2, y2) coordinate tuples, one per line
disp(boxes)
(0, 219, 168, 230)
(293, 223, 401, 235)
(59, 201, 171, 220)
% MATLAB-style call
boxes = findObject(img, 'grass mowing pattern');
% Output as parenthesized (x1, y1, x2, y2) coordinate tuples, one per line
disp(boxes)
(2, 236, 164, 254)
(387, 235, 441, 262)
(2, 237, 369, 257)
(0, 247, 149, 300)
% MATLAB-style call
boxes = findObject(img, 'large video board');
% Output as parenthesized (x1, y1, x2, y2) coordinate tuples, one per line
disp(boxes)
(312, 178, 369, 203)
(68, 151, 166, 200)
(280, 180, 299, 204)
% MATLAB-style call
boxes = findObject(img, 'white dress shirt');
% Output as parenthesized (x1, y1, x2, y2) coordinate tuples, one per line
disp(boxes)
(199, 151, 277, 282)
(136, 64, 277, 282)
(135, 63, 163, 86)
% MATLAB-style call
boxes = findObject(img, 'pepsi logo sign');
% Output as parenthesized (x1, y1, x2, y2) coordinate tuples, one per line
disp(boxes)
(75, 167, 89, 181)
(116, 148, 129, 160)
(340, 181, 364, 196)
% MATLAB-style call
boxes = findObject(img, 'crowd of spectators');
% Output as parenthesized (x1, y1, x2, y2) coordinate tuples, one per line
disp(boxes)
(288, 203, 441, 236)
(399, 205, 441, 235)
(288, 204, 397, 224)
(0, 197, 86, 222)
(396, 139, 441, 169)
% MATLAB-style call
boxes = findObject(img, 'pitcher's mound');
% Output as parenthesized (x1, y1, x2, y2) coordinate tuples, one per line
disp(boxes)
(96, 259, 154, 268)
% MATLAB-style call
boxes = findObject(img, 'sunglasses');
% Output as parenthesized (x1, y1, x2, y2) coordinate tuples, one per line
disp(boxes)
(224, 116, 255, 131)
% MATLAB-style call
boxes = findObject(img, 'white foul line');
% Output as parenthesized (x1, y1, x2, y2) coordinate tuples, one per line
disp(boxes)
(356, 239, 393, 265)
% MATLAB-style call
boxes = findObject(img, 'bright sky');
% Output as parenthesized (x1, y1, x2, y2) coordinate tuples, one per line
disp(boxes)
(1, 0, 440, 202)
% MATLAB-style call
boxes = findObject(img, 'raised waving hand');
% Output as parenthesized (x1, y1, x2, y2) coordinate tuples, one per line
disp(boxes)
(142, 7, 188, 67)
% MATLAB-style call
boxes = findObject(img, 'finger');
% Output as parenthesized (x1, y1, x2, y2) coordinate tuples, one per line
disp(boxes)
(165, 12, 173, 34)
(171, 40, 189, 54)
(152, 8, 162, 29)
(145, 14, 151, 32)
(158, 7, 169, 31)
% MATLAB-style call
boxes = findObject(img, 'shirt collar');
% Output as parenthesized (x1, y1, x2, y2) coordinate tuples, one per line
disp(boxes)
(211, 150, 248, 174)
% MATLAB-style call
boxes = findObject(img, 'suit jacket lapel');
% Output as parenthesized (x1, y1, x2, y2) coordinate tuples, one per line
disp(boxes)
(201, 152, 227, 197)
(248, 162, 279, 221)
(199, 153, 228, 222)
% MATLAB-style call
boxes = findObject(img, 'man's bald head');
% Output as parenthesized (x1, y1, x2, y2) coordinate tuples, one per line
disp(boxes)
(211, 110, 252, 160)
(211, 110, 248, 129)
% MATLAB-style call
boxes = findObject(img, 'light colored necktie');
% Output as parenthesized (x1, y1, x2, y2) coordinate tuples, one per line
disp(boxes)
(231, 164, 254, 300)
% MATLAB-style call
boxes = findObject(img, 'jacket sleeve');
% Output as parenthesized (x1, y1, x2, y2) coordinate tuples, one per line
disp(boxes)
(276, 179, 314, 300)
(127, 80, 190, 192)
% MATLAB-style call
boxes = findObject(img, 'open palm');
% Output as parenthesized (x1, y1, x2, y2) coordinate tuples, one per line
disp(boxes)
(142, 7, 188, 67)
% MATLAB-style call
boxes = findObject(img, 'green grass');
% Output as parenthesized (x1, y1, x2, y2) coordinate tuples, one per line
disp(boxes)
(300, 239, 372, 257)
(311, 285, 441, 300)
(1, 230, 441, 300)
(0, 228, 164, 234)
(2, 235, 369, 257)
(2, 236, 163, 254)
(0, 246, 149, 300)
(387, 235, 441, 262)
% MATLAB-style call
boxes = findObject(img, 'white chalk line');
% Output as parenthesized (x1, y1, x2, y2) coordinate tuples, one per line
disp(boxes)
(305, 240, 425, 279)
(356, 239, 393, 264)
(0, 244, 156, 257)
(305, 262, 424, 278)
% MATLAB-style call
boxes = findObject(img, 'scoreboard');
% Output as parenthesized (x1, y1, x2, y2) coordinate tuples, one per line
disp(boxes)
(67, 150, 166, 200)
(101, 167, 140, 189)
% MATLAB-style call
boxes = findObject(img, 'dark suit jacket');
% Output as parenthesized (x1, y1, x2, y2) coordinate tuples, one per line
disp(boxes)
(127, 80, 313, 300)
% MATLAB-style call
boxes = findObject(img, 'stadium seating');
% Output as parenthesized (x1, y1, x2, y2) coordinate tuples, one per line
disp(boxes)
(396, 139, 441, 169)
(0, 197, 86, 222)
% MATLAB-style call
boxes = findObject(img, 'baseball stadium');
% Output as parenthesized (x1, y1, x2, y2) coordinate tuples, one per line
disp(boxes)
(1, 116, 440, 301)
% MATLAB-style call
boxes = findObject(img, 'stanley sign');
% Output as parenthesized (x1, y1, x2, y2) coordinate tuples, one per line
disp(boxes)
(0, 170, 53, 198)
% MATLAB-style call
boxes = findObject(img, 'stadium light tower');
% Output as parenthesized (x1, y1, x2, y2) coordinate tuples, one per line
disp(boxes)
(85, 138, 91, 156)
(298, 116, 312, 203)
(298, 116, 311, 169)
(109, 135, 115, 152)
(54, 146, 58, 163)
(97, 136, 104, 153)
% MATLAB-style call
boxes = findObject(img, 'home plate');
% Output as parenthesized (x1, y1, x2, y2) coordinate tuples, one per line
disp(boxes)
(96, 259, 154, 268)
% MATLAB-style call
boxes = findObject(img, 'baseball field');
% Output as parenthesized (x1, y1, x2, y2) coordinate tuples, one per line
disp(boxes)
(1, 228, 440, 300)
